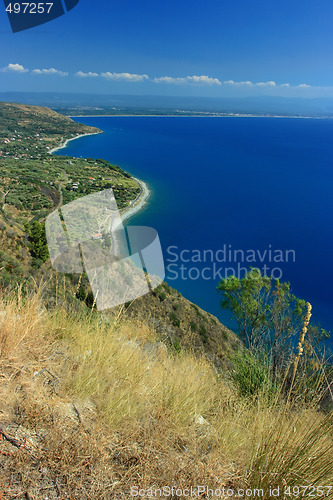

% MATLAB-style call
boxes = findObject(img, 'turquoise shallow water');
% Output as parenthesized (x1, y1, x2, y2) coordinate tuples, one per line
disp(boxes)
(56, 116, 333, 334)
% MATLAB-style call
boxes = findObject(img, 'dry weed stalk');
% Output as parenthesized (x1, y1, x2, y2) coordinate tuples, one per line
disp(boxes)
(289, 302, 312, 394)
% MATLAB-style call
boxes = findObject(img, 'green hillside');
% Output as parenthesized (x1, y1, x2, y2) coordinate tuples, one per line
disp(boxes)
(0, 102, 140, 287)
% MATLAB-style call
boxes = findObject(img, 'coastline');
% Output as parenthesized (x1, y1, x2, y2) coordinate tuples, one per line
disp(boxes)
(69, 114, 332, 120)
(48, 131, 101, 155)
(120, 177, 150, 224)
(50, 131, 150, 223)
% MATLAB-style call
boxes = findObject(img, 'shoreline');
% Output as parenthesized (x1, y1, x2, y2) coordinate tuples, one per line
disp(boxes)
(49, 131, 150, 223)
(48, 131, 101, 155)
(120, 177, 150, 224)
(69, 114, 333, 120)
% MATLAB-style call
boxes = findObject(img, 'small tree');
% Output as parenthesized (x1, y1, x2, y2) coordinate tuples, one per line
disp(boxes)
(217, 269, 329, 380)
(25, 220, 49, 264)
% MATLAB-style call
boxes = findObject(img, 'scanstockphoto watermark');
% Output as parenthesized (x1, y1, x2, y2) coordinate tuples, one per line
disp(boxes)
(130, 485, 333, 498)
(166, 244, 296, 281)
(130, 485, 265, 498)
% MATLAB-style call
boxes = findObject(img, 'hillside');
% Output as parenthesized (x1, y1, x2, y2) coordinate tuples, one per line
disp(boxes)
(0, 102, 332, 499)
(0, 102, 141, 287)
(0, 101, 99, 156)
(0, 102, 140, 213)
(123, 282, 242, 369)
(0, 101, 243, 364)
(0, 100, 239, 348)
(0, 290, 332, 499)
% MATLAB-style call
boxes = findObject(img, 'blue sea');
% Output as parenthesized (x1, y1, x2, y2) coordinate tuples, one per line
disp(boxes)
(57, 116, 333, 334)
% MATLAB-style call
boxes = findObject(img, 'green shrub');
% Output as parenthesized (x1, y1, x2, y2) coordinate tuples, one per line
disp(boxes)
(199, 324, 208, 343)
(172, 338, 181, 354)
(76, 285, 86, 302)
(230, 352, 279, 399)
(170, 312, 180, 328)
(191, 304, 205, 319)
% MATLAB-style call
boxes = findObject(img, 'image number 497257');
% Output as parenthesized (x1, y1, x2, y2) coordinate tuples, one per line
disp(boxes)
(5, 3, 54, 14)
(3, 0, 80, 33)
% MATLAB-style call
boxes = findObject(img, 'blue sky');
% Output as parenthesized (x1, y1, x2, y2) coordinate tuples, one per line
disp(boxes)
(0, 0, 333, 97)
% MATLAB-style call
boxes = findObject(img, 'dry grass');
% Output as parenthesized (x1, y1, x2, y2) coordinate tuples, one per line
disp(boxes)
(0, 288, 332, 499)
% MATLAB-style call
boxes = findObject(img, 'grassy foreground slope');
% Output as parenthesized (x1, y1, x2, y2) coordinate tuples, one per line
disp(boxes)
(0, 290, 332, 499)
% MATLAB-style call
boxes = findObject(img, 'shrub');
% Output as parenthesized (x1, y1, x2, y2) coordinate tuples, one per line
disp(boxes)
(172, 338, 181, 353)
(170, 312, 180, 328)
(230, 351, 279, 399)
(199, 324, 208, 344)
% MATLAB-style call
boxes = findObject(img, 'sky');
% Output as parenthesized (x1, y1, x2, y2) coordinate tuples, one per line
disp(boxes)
(0, 0, 333, 98)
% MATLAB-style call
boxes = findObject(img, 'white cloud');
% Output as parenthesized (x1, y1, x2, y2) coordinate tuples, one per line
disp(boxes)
(1, 63, 29, 73)
(32, 68, 68, 76)
(223, 80, 253, 86)
(255, 81, 277, 87)
(75, 71, 99, 78)
(101, 72, 149, 82)
(223, 80, 313, 89)
(154, 75, 221, 85)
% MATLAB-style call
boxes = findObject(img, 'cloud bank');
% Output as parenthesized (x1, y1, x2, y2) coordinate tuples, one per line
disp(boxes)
(0, 63, 316, 91)
(223, 80, 312, 88)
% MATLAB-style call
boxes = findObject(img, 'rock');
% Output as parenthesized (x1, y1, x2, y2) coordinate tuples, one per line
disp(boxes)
(124, 340, 141, 350)
(57, 400, 97, 425)
(195, 415, 210, 426)
(142, 341, 168, 360)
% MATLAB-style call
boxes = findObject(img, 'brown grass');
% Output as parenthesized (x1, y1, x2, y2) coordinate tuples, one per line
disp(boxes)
(0, 289, 332, 499)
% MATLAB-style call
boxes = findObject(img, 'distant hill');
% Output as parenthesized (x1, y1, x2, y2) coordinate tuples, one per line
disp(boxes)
(1, 92, 333, 117)
(0, 100, 99, 154)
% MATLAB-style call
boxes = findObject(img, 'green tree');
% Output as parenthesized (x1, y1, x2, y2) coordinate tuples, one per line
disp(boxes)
(26, 221, 49, 264)
(217, 269, 329, 380)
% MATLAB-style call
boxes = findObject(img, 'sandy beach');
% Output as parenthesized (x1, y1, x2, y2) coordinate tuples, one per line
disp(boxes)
(48, 131, 101, 155)
(109, 178, 150, 255)
(120, 177, 150, 224)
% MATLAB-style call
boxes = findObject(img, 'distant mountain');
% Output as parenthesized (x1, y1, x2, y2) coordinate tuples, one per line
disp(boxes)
(1, 92, 333, 117)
